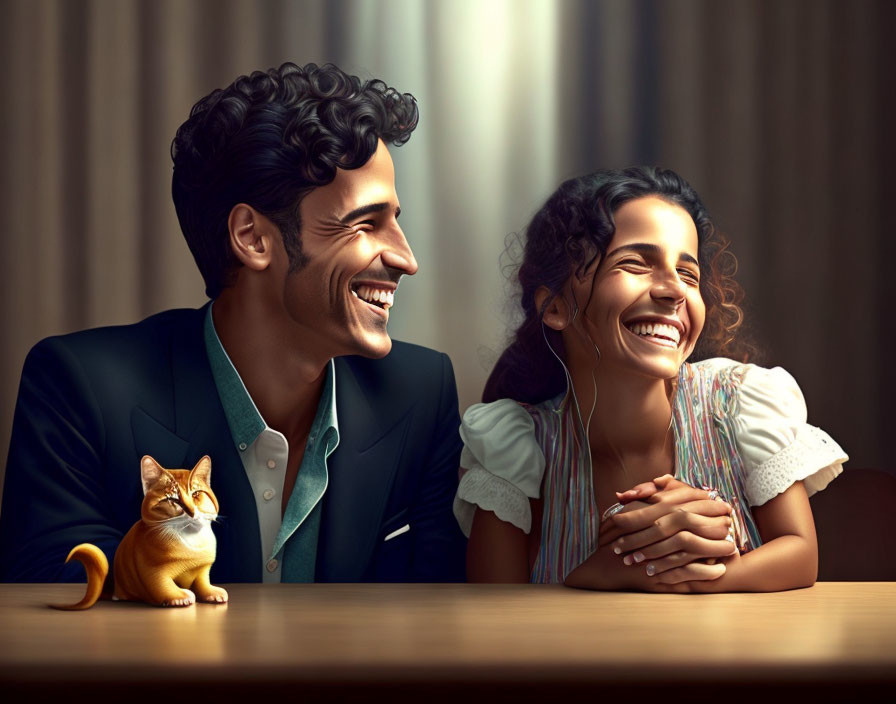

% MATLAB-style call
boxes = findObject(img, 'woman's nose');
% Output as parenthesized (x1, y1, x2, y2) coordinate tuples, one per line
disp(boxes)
(651, 269, 686, 307)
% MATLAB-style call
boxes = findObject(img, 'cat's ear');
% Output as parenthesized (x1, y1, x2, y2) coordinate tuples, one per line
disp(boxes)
(190, 455, 212, 486)
(140, 455, 165, 495)
(228, 204, 272, 271)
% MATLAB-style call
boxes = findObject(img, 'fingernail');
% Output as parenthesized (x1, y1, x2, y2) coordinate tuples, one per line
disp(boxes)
(623, 555, 633, 566)
(613, 546, 622, 555)
(646, 564, 656, 576)
(633, 552, 645, 563)
(725, 534, 734, 543)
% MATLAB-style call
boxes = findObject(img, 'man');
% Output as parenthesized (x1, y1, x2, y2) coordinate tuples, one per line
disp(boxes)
(0, 63, 466, 583)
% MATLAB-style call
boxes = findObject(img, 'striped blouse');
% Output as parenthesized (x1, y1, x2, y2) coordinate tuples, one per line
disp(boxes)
(453, 358, 847, 584)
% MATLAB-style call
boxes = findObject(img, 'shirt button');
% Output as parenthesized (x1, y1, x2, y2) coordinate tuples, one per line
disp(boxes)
(267, 459, 276, 469)
(238, 442, 247, 451)
(263, 488, 275, 501)
(266, 559, 278, 573)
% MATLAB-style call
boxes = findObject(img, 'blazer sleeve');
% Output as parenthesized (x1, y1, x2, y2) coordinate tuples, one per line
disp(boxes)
(404, 352, 467, 582)
(0, 337, 122, 582)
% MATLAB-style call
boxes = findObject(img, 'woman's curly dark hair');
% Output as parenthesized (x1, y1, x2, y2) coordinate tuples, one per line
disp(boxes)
(483, 167, 754, 404)
(171, 62, 418, 298)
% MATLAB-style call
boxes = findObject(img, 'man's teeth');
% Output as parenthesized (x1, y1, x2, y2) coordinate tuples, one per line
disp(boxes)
(352, 285, 394, 310)
(627, 322, 681, 345)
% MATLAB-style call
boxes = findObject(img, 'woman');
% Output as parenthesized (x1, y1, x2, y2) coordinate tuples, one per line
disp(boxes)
(454, 167, 846, 592)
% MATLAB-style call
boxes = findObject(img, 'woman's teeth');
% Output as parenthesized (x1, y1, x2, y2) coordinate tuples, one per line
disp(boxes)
(626, 322, 681, 345)
(352, 285, 394, 310)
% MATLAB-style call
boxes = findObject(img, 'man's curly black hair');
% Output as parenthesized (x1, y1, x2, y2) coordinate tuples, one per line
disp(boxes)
(171, 62, 418, 298)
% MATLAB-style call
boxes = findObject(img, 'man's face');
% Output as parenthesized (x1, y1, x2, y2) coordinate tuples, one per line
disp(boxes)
(278, 139, 417, 359)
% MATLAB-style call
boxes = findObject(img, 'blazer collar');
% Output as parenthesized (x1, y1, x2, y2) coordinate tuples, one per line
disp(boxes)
(134, 304, 411, 582)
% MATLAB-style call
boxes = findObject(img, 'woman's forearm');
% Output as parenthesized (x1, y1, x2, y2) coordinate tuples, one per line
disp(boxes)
(697, 534, 817, 592)
(565, 544, 627, 590)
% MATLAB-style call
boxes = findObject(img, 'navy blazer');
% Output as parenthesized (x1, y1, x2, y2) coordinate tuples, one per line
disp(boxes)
(0, 306, 467, 583)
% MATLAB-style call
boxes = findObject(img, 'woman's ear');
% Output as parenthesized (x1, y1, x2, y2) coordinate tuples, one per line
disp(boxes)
(228, 204, 274, 271)
(535, 286, 572, 331)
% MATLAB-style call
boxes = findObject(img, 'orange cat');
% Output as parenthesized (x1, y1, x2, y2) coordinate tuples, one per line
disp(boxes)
(52, 455, 228, 609)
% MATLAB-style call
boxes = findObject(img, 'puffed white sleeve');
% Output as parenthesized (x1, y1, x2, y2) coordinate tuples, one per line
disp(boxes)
(732, 364, 847, 506)
(452, 399, 546, 537)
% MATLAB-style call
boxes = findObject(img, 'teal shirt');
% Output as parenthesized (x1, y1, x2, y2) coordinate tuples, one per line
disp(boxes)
(203, 304, 339, 582)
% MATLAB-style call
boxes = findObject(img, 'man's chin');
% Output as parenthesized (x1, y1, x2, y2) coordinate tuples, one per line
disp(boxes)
(352, 334, 393, 359)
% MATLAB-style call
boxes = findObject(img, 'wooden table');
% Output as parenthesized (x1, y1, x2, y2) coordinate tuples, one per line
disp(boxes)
(1, 583, 893, 701)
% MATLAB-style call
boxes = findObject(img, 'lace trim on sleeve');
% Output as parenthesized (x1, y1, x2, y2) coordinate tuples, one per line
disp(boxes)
(452, 466, 532, 537)
(745, 425, 847, 506)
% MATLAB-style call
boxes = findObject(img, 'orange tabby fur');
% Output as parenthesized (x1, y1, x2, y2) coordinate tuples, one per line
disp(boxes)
(51, 455, 228, 609)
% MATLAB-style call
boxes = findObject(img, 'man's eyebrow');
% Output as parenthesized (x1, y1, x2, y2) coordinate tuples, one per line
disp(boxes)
(606, 243, 699, 266)
(339, 202, 389, 224)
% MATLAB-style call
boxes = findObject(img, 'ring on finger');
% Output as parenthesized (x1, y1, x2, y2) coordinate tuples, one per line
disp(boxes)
(702, 485, 725, 502)
(602, 502, 625, 520)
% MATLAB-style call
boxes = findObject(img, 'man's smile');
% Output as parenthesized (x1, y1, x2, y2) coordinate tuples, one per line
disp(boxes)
(350, 282, 395, 311)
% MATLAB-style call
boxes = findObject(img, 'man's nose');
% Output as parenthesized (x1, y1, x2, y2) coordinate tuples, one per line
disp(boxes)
(380, 224, 418, 276)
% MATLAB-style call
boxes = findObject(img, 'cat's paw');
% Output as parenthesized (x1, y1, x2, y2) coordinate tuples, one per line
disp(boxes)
(161, 589, 196, 607)
(197, 585, 228, 604)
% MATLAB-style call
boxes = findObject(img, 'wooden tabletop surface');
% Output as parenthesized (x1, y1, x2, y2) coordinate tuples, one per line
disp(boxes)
(1, 582, 893, 699)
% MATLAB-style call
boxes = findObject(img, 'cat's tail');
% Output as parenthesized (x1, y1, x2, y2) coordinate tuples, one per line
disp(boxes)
(49, 544, 109, 610)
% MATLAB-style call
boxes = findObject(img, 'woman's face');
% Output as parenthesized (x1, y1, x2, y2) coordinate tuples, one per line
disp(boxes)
(571, 195, 705, 380)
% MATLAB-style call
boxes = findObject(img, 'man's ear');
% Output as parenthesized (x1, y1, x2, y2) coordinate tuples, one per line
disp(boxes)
(534, 286, 572, 331)
(228, 204, 274, 271)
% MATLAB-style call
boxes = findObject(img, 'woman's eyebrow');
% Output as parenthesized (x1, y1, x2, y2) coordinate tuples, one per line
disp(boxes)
(606, 243, 699, 266)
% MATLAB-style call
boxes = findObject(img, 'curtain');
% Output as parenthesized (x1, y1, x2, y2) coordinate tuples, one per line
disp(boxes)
(1, 0, 892, 486)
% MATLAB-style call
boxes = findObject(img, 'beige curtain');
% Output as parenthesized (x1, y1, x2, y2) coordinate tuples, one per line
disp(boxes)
(1, 0, 891, 490)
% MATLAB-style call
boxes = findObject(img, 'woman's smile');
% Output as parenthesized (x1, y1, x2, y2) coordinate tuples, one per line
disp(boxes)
(580, 195, 706, 379)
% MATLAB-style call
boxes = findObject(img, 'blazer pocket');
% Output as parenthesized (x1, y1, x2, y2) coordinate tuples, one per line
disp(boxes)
(373, 508, 412, 581)
(379, 507, 410, 541)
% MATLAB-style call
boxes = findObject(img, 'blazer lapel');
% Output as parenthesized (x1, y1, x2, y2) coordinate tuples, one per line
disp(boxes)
(316, 357, 413, 581)
(167, 305, 262, 582)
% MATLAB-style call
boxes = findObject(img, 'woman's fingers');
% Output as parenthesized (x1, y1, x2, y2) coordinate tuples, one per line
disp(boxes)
(607, 498, 732, 538)
(647, 485, 714, 506)
(620, 530, 736, 569)
(615, 480, 660, 503)
(598, 499, 653, 545)
(615, 512, 733, 557)
(652, 560, 727, 585)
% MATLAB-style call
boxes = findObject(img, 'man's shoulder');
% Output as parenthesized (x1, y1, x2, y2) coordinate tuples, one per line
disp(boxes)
(336, 340, 454, 402)
(26, 306, 205, 372)
(32, 307, 203, 350)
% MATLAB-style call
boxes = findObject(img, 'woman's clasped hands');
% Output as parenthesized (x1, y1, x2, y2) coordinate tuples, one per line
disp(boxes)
(597, 475, 740, 592)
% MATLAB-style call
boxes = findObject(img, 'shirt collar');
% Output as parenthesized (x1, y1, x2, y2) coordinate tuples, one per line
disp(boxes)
(203, 302, 338, 451)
